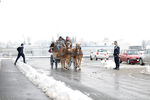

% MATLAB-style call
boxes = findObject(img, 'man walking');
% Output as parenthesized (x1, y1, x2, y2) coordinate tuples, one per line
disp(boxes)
(14, 43, 26, 65)
(113, 41, 120, 70)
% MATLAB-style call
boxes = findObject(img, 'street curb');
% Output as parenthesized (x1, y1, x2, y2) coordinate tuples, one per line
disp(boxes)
(0, 59, 1, 70)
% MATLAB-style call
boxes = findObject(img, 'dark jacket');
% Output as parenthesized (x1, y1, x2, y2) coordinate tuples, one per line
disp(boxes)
(113, 45, 120, 57)
(17, 46, 24, 54)
(50, 43, 54, 47)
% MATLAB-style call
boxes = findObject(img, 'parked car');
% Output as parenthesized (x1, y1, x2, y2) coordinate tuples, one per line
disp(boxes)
(90, 49, 109, 60)
(139, 49, 150, 65)
(119, 49, 140, 64)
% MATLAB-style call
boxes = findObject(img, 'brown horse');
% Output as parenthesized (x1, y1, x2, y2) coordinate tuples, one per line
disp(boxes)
(62, 41, 74, 70)
(52, 41, 72, 70)
(73, 43, 83, 70)
(51, 42, 82, 70)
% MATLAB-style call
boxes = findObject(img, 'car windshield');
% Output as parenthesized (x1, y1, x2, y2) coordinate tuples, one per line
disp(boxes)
(97, 49, 107, 52)
(127, 50, 139, 55)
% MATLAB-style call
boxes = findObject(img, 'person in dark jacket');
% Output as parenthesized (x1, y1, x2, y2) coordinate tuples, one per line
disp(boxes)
(113, 41, 120, 70)
(14, 43, 26, 65)
(49, 41, 55, 53)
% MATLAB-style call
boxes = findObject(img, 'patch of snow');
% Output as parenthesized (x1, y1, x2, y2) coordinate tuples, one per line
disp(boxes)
(140, 66, 150, 74)
(100, 60, 115, 69)
(12, 59, 93, 100)
(0, 59, 1, 70)
(36, 69, 50, 76)
(146, 66, 150, 73)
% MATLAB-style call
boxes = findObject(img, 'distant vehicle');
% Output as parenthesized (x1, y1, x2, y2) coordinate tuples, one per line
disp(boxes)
(119, 49, 140, 64)
(90, 49, 109, 60)
(139, 49, 150, 65)
(129, 46, 143, 51)
(129, 45, 144, 55)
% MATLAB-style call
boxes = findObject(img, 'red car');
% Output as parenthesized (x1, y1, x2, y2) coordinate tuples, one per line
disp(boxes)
(119, 49, 140, 64)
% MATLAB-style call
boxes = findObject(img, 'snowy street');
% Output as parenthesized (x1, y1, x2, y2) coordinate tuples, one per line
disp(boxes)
(1, 0, 150, 100)
(27, 58, 150, 100)
(0, 59, 51, 100)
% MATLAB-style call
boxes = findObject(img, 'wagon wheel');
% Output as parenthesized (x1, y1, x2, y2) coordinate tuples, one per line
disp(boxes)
(50, 55, 54, 69)
(55, 59, 58, 69)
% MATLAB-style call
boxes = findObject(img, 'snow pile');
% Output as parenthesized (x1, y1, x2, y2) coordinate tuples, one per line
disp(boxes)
(100, 60, 115, 69)
(0, 59, 1, 69)
(146, 66, 150, 73)
(140, 65, 150, 74)
(13, 60, 93, 100)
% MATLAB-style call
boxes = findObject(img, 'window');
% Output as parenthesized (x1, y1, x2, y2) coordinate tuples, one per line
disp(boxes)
(121, 50, 124, 54)
(144, 50, 148, 54)
(97, 49, 107, 52)
(127, 50, 139, 55)
(147, 49, 150, 54)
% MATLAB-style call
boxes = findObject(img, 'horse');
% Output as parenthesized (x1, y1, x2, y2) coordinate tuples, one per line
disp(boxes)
(73, 43, 83, 70)
(50, 41, 83, 70)
(60, 41, 74, 70)
(52, 41, 73, 70)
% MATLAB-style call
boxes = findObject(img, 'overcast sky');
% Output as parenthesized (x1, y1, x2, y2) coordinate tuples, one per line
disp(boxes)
(0, 0, 150, 44)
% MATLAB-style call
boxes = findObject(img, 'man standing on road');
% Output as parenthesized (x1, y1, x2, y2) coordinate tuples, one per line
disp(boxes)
(14, 43, 26, 65)
(113, 41, 120, 70)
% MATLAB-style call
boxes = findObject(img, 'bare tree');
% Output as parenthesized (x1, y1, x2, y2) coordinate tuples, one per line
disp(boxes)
(142, 40, 146, 49)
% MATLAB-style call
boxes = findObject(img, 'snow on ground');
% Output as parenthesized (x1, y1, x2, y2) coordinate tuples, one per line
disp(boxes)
(100, 59, 146, 69)
(0, 59, 1, 70)
(100, 60, 115, 69)
(12, 59, 93, 100)
(141, 65, 150, 74)
(146, 66, 150, 73)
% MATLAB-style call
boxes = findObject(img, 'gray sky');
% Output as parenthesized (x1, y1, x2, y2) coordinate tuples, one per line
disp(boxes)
(0, 0, 150, 44)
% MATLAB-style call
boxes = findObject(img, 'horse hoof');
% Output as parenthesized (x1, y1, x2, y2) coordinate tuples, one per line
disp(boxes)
(64, 67, 68, 70)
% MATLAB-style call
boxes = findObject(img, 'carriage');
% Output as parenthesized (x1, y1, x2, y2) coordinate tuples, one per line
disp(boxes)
(49, 41, 83, 70)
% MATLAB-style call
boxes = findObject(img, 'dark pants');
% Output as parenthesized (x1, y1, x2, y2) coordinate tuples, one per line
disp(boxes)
(15, 53, 26, 64)
(114, 56, 120, 68)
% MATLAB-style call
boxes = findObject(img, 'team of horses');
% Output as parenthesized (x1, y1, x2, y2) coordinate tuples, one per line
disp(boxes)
(51, 42, 83, 70)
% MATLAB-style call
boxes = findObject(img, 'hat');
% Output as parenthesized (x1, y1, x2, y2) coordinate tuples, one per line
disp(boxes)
(59, 36, 62, 39)
(21, 43, 24, 46)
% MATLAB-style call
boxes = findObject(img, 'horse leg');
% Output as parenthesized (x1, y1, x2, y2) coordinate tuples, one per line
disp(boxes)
(60, 59, 63, 68)
(61, 59, 65, 69)
(78, 57, 82, 70)
(66, 57, 71, 70)
(66, 59, 70, 70)
(74, 57, 78, 69)
(77, 56, 80, 67)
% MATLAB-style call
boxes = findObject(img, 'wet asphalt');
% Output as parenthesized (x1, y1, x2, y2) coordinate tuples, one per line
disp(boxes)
(0, 59, 51, 100)
(28, 58, 150, 100)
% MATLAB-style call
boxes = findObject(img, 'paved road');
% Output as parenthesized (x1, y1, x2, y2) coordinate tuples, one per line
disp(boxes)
(0, 59, 51, 100)
(28, 58, 150, 100)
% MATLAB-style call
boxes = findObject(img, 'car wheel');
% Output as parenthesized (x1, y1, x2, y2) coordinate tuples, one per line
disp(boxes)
(94, 56, 98, 60)
(96, 57, 98, 60)
(127, 59, 131, 64)
(90, 56, 93, 60)
(139, 59, 144, 65)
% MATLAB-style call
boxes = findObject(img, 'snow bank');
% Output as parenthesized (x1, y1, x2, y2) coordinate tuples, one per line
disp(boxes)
(146, 66, 150, 73)
(13, 59, 92, 100)
(140, 65, 150, 74)
(100, 60, 115, 69)
(0, 59, 1, 70)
